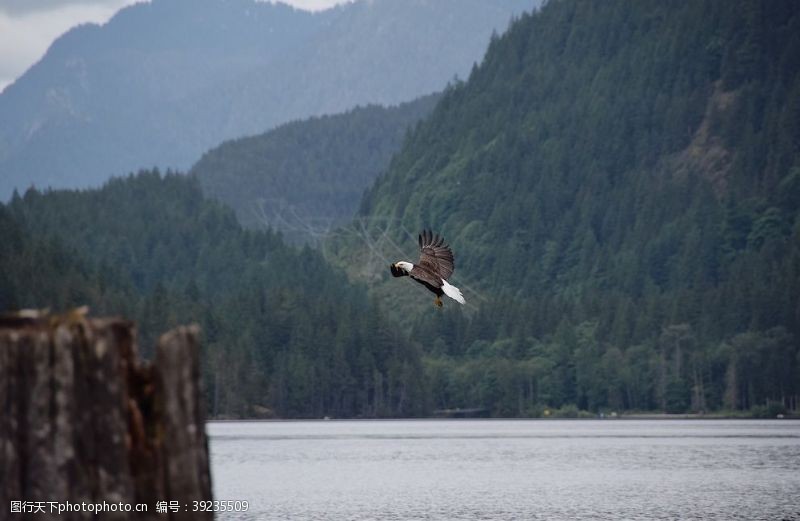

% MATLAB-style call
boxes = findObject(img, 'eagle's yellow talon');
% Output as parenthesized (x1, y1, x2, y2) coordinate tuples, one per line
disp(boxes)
(435, 297, 443, 308)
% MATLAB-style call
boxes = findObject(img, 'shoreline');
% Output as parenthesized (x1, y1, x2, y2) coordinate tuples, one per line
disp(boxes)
(206, 414, 800, 423)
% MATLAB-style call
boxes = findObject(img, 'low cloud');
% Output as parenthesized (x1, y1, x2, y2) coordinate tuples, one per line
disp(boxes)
(0, 0, 134, 17)
(0, 0, 351, 17)
(0, 0, 350, 90)
(0, 3, 129, 88)
(278, 0, 353, 11)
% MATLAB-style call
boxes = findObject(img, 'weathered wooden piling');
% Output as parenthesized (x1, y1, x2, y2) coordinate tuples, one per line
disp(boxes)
(0, 310, 212, 520)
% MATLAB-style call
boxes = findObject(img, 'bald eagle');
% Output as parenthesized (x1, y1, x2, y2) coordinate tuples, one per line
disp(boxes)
(390, 230, 465, 307)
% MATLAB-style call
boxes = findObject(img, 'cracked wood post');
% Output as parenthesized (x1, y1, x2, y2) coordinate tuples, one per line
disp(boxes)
(0, 311, 212, 521)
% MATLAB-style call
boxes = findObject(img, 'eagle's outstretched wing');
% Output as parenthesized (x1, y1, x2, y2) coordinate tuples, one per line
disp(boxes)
(417, 229, 455, 281)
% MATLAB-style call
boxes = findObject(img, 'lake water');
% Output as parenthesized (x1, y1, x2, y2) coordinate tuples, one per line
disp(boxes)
(208, 419, 800, 520)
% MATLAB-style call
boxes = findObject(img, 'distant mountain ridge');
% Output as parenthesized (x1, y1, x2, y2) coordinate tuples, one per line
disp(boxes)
(0, 0, 537, 198)
(190, 94, 440, 242)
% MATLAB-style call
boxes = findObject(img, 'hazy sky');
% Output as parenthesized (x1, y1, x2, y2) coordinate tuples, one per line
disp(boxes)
(0, 0, 351, 92)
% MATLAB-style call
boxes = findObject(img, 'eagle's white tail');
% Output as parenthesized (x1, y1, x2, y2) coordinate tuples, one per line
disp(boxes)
(441, 280, 465, 304)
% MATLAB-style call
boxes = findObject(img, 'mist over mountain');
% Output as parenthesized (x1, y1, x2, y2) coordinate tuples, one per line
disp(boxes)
(0, 0, 536, 198)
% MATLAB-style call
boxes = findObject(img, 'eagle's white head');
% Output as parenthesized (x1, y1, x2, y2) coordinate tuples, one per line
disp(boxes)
(394, 261, 414, 273)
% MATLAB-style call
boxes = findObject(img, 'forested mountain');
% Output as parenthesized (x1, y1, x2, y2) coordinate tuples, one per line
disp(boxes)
(191, 94, 439, 241)
(1, 172, 426, 418)
(3, 0, 798, 419)
(0, 0, 535, 198)
(335, 0, 800, 416)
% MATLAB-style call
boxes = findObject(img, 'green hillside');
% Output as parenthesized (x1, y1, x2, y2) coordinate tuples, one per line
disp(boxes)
(3, 0, 798, 419)
(339, 0, 800, 415)
(191, 95, 439, 241)
(2, 173, 426, 419)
